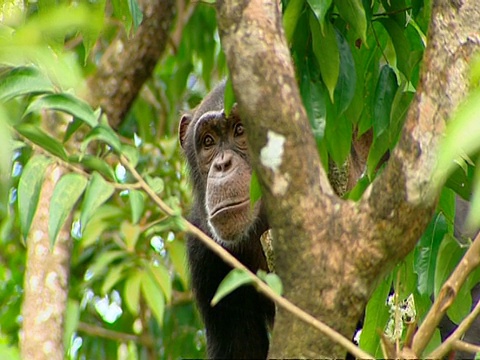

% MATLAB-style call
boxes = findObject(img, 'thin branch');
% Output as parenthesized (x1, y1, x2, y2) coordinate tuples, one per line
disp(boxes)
(412, 232, 480, 356)
(119, 155, 374, 360)
(77, 322, 153, 347)
(427, 299, 480, 359)
(452, 340, 480, 355)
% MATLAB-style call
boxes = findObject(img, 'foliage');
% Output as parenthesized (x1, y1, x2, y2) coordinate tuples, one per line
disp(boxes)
(1, 0, 480, 358)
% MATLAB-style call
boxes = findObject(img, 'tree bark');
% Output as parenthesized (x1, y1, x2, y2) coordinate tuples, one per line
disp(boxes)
(86, 0, 175, 129)
(20, 165, 71, 360)
(216, 0, 480, 357)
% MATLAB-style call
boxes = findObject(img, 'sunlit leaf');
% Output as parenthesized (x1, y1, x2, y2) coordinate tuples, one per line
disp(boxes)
(18, 155, 52, 239)
(49, 173, 88, 246)
(121, 221, 141, 251)
(15, 124, 68, 161)
(69, 154, 115, 181)
(80, 172, 115, 230)
(124, 270, 142, 315)
(87, 250, 126, 281)
(141, 272, 165, 325)
(63, 299, 80, 350)
(82, 125, 122, 153)
(306, 0, 332, 33)
(0, 66, 53, 102)
(128, 0, 143, 30)
(146, 176, 164, 195)
(334, 0, 367, 43)
(265, 273, 283, 295)
(250, 171, 262, 207)
(378, 18, 411, 78)
(166, 240, 189, 289)
(147, 263, 172, 303)
(101, 264, 125, 294)
(284, 0, 306, 43)
(24, 93, 98, 127)
(334, 29, 356, 117)
(129, 190, 144, 224)
(211, 269, 253, 306)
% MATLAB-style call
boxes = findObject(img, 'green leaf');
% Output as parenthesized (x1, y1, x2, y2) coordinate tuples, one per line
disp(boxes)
(223, 77, 235, 116)
(284, 0, 306, 43)
(373, 65, 398, 137)
(166, 240, 189, 289)
(86, 250, 126, 281)
(147, 263, 172, 303)
(141, 272, 165, 325)
(124, 270, 142, 315)
(0, 67, 54, 102)
(15, 124, 68, 161)
(414, 213, 447, 296)
(250, 171, 262, 207)
(306, 0, 332, 32)
(101, 264, 125, 294)
(146, 176, 164, 195)
(378, 18, 411, 79)
(325, 112, 352, 166)
(334, 0, 367, 43)
(69, 154, 115, 181)
(310, 14, 339, 101)
(63, 299, 80, 350)
(359, 275, 392, 354)
(24, 94, 98, 128)
(18, 155, 52, 239)
(129, 190, 144, 224)
(465, 161, 480, 232)
(436, 89, 480, 191)
(121, 144, 139, 168)
(434, 234, 464, 298)
(80, 172, 115, 230)
(211, 269, 253, 306)
(81, 125, 122, 153)
(128, 0, 143, 30)
(49, 173, 88, 246)
(112, 0, 133, 33)
(334, 28, 356, 117)
(265, 273, 283, 295)
(120, 221, 141, 251)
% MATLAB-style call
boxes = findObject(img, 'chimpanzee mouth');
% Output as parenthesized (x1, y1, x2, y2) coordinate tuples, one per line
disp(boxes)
(209, 199, 250, 218)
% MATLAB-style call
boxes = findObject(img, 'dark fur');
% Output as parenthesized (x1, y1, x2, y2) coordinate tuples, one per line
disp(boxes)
(179, 82, 275, 359)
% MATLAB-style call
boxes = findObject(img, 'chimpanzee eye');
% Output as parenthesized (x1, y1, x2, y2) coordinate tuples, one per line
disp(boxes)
(234, 123, 244, 137)
(203, 135, 215, 148)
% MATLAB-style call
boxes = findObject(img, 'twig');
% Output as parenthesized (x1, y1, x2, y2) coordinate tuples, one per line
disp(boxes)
(453, 340, 480, 355)
(411, 232, 480, 356)
(427, 299, 480, 358)
(77, 321, 153, 346)
(119, 155, 374, 360)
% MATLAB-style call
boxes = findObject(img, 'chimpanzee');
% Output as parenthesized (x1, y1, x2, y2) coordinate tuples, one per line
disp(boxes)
(178, 81, 275, 359)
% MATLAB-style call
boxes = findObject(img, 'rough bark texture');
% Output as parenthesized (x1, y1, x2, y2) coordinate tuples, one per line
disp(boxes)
(216, 0, 480, 357)
(86, 0, 175, 129)
(20, 165, 71, 360)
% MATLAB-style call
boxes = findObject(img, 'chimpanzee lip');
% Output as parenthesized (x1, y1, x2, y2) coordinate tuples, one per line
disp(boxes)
(210, 199, 250, 218)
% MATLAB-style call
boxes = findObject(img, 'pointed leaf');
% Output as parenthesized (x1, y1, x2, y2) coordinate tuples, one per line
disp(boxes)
(147, 263, 172, 303)
(49, 173, 88, 246)
(223, 77, 235, 116)
(82, 125, 122, 153)
(24, 93, 98, 127)
(141, 273, 165, 325)
(211, 269, 253, 306)
(373, 65, 398, 137)
(80, 172, 115, 230)
(86, 250, 126, 281)
(120, 221, 141, 251)
(166, 240, 189, 289)
(265, 273, 283, 295)
(307, 0, 332, 30)
(124, 270, 142, 315)
(0, 66, 53, 102)
(101, 264, 125, 294)
(129, 189, 144, 224)
(378, 18, 411, 78)
(15, 124, 68, 161)
(250, 171, 262, 207)
(285, 0, 307, 43)
(334, 29, 356, 117)
(69, 155, 115, 181)
(310, 15, 339, 101)
(18, 155, 52, 239)
(334, 0, 367, 43)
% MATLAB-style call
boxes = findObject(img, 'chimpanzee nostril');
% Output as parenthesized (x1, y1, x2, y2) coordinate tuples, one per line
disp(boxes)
(214, 152, 233, 172)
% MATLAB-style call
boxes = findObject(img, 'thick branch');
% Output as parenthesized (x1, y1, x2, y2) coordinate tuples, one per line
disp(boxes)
(86, 0, 175, 128)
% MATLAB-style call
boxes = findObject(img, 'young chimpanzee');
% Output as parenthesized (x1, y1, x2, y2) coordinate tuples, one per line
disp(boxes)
(178, 81, 275, 359)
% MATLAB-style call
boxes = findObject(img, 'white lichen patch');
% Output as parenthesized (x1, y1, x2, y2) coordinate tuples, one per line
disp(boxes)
(272, 172, 290, 196)
(260, 130, 285, 173)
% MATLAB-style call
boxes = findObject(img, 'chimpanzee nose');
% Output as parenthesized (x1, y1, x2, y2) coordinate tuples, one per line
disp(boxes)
(213, 152, 233, 173)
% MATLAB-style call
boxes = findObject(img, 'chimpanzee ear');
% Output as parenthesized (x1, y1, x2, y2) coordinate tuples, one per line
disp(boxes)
(179, 113, 192, 149)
